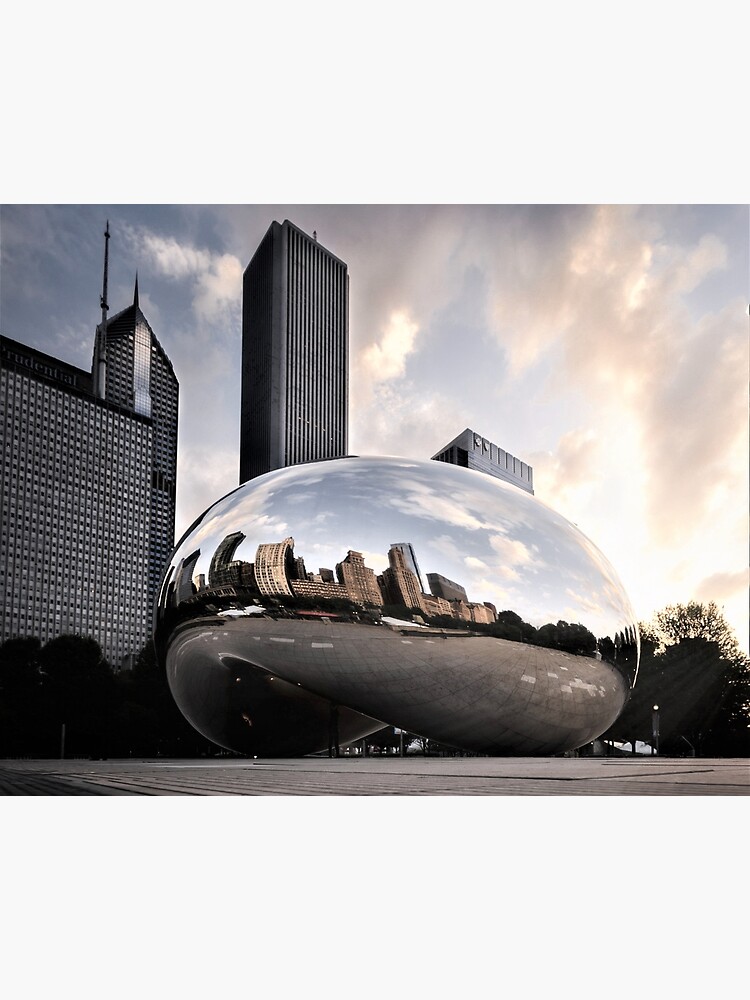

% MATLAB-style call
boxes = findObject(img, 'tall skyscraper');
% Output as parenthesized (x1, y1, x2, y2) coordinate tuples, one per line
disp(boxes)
(239, 220, 349, 483)
(0, 226, 178, 667)
(432, 428, 534, 494)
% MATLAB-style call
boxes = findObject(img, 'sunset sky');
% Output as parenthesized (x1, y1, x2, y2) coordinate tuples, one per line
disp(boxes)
(2, 204, 746, 652)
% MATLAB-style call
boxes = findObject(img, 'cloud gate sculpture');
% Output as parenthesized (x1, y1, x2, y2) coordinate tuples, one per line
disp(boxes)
(154, 456, 639, 756)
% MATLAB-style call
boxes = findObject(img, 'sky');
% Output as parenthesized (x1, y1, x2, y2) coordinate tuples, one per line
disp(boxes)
(3, 6, 749, 990)
(2, 203, 747, 652)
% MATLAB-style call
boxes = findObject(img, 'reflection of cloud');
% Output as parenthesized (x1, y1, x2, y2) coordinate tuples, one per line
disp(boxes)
(388, 483, 489, 532)
(565, 587, 605, 618)
(429, 534, 463, 564)
(464, 556, 489, 572)
(357, 549, 389, 575)
(489, 534, 538, 568)
(498, 566, 520, 582)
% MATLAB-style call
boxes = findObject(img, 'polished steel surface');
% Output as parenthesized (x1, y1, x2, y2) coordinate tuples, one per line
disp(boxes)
(154, 456, 639, 756)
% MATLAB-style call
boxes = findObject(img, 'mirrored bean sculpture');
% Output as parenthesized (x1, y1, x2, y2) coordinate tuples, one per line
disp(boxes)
(154, 456, 639, 756)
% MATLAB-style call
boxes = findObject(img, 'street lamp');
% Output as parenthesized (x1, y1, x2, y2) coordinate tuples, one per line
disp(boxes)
(652, 704, 660, 756)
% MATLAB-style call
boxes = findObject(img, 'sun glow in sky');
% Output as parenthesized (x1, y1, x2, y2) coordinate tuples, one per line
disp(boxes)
(1, 204, 747, 653)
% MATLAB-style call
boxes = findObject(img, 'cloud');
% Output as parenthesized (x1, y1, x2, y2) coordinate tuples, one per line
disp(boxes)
(694, 568, 749, 603)
(193, 253, 243, 322)
(639, 300, 747, 545)
(529, 429, 603, 519)
(350, 380, 467, 460)
(671, 233, 728, 295)
(359, 309, 419, 384)
(140, 234, 212, 279)
(135, 230, 242, 323)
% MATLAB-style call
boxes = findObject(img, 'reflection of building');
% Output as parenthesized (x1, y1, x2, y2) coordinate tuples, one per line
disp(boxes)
(254, 537, 295, 596)
(390, 542, 424, 591)
(380, 546, 427, 613)
(209, 532, 246, 587)
(446, 600, 497, 625)
(467, 603, 496, 625)
(427, 572, 468, 604)
(239, 220, 349, 483)
(175, 550, 201, 603)
(1, 234, 178, 667)
(422, 593, 453, 617)
(432, 428, 533, 494)
(336, 550, 383, 607)
(290, 578, 350, 601)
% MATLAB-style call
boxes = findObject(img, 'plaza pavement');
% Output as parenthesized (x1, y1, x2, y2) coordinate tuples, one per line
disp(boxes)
(0, 755, 748, 795)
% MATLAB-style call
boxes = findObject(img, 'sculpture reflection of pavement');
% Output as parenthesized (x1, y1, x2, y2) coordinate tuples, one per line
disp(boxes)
(167, 616, 630, 756)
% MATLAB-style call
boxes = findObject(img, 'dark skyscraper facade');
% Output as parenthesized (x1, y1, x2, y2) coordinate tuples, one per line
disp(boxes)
(1, 269, 178, 667)
(239, 220, 349, 483)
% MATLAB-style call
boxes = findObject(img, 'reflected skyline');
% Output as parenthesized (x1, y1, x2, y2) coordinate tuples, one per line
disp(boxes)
(166, 455, 638, 644)
(165, 527, 638, 669)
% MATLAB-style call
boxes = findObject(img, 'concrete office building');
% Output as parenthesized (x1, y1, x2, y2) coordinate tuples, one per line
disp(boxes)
(1, 251, 178, 666)
(432, 428, 534, 494)
(240, 220, 349, 483)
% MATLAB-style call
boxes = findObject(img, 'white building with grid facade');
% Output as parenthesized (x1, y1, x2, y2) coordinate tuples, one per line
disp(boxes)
(1, 286, 177, 667)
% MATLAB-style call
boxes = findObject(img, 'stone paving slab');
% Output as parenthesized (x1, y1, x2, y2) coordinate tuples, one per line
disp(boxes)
(1, 756, 748, 795)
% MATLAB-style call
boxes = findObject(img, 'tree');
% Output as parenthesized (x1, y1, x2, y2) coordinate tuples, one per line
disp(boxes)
(0, 637, 44, 756)
(654, 602, 746, 668)
(114, 640, 213, 757)
(536, 620, 598, 657)
(605, 602, 750, 756)
(39, 634, 117, 758)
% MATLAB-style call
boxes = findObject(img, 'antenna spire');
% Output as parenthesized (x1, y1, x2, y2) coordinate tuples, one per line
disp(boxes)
(133, 271, 139, 307)
(94, 221, 110, 398)
(101, 220, 110, 318)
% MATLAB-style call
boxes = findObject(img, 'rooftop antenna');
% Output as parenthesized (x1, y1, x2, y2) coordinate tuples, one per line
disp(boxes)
(95, 220, 110, 398)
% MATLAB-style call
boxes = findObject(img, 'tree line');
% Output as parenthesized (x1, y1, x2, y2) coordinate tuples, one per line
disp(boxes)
(1, 601, 747, 759)
(0, 634, 212, 759)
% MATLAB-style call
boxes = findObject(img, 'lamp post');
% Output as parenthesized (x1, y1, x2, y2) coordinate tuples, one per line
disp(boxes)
(652, 704, 660, 756)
